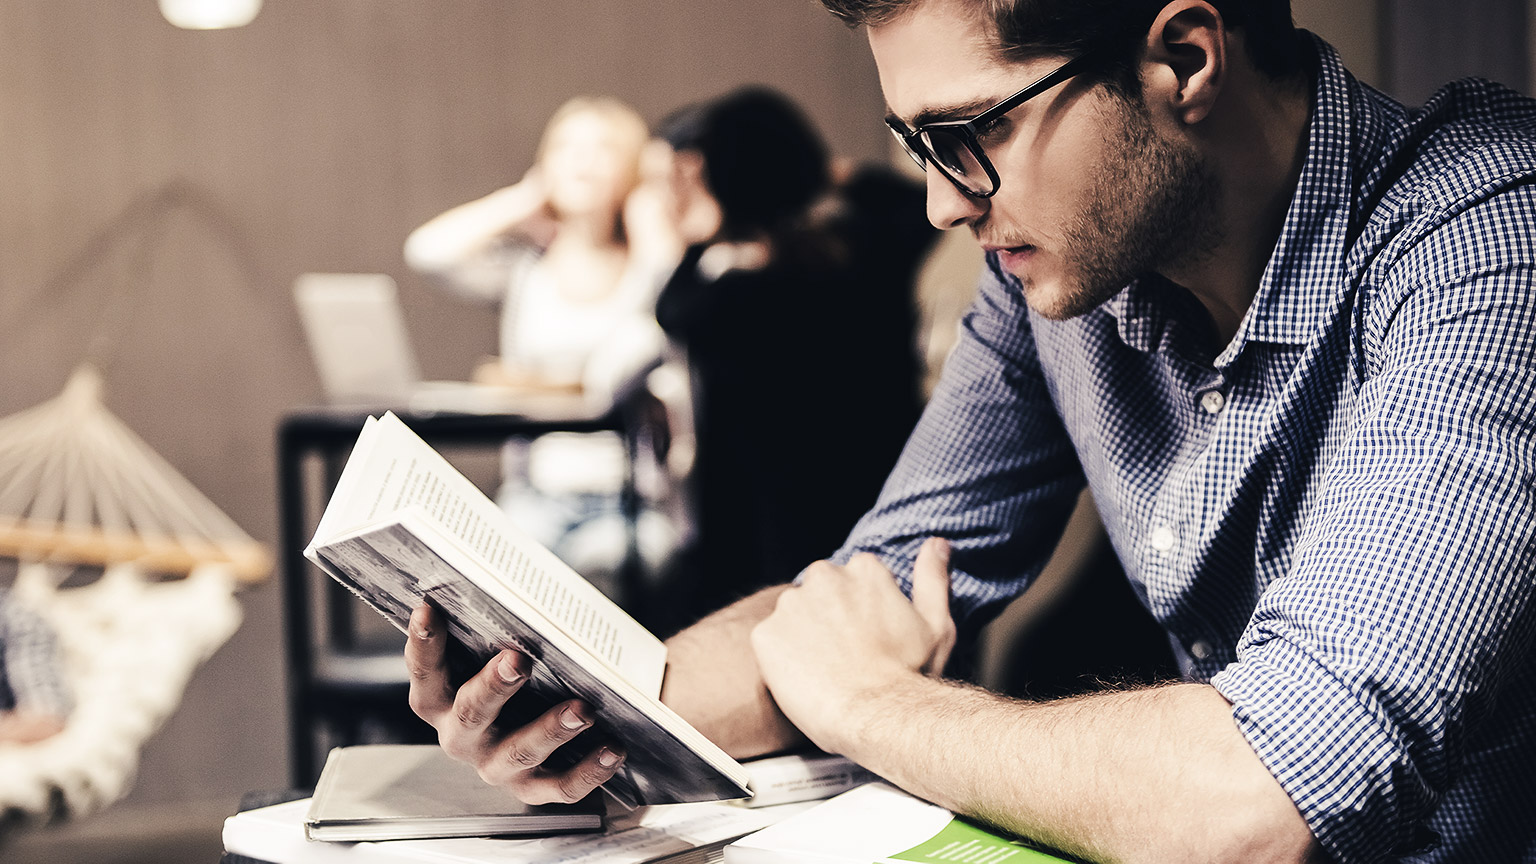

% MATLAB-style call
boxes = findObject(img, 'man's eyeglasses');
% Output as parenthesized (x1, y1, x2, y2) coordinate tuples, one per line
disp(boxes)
(885, 51, 1100, 199)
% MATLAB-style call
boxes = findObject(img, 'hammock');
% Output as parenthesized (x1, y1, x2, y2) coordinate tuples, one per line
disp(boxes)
(0, 365, 268, 829)
(0, 366, 269, 580)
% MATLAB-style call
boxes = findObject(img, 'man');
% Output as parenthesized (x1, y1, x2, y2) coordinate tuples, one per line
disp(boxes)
(405, 1, 1536, 861)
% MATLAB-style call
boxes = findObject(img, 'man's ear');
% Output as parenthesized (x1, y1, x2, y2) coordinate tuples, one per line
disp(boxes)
(1141, 0, 1226, 125)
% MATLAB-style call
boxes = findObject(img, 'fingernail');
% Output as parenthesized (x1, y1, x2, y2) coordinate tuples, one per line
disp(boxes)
(410, 607, 433, 639)
(597, 747, 623, 767)
(497, 654, 524, 684)
(560, 704, 590, 730)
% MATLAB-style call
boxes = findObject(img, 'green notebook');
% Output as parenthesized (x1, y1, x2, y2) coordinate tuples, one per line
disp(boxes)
(725, 782, 1076, 863)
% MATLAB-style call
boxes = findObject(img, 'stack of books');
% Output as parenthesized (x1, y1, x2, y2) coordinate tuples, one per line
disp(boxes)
(225, 792, 787, 864)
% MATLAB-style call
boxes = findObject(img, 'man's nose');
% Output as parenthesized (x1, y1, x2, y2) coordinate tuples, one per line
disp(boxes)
(924, 170, 986, 230)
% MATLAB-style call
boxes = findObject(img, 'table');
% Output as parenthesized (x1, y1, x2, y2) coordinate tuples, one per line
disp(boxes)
(277, 404, 644, 787)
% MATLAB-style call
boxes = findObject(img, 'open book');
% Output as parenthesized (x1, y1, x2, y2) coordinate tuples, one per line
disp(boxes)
(304, 412, 750, 807)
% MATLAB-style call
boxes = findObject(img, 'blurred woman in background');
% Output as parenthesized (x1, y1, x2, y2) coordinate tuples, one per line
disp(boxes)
(405, 97, 679, 596)
(406, 95, 674, 392)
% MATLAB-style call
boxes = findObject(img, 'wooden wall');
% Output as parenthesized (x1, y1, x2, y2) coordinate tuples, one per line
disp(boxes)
(0, 0, 885, 810)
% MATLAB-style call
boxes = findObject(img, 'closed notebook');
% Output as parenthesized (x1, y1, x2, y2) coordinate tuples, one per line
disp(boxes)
(304, 744, 605, 842)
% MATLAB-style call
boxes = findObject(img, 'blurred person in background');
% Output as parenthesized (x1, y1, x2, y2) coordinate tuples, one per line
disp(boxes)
(651, 87, 937, 629)
(405, 96, 681, 596)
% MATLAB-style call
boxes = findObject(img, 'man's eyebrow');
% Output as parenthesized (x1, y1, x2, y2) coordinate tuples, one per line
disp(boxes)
(889, 97, 1000, 129)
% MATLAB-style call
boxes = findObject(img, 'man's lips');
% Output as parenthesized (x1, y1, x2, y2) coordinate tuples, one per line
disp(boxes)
(985, 244, 1037, 270)
(982, 243, 1035, 254)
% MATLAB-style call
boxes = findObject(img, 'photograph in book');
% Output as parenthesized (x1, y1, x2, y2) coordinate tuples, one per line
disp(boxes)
(305, 413, 750, 808)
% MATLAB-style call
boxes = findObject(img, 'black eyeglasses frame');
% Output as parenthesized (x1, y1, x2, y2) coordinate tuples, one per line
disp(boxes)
(885, 50, 1103, 199)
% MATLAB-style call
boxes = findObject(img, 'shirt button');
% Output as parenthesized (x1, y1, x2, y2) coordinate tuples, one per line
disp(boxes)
(1199, 390, 1226, 414)
(1190, 640, 1213, 660)
(1149, 525, 1176, 552)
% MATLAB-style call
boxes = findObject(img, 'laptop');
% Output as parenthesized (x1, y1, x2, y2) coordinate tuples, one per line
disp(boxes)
(294, 272, 551, 415)
(294, 273, 421, 407)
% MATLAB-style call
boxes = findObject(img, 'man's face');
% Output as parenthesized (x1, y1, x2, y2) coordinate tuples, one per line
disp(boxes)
(869, 0, 1218, 319)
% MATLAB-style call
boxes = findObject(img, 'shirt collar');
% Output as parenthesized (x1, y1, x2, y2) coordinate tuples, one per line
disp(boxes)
(1103, 274, 1190, 356)
(1103, 276, 1157, 354)
(1103, 33, 1371, 363)
(1230, 33, 1359, 356)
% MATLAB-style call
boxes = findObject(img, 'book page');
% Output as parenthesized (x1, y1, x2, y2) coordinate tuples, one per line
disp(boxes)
(310, 415, 384, 543)
(314, 412, 665, 698)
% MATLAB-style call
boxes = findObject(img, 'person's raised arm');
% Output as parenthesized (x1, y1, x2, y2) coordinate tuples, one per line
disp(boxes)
(403, 169, 557, 276)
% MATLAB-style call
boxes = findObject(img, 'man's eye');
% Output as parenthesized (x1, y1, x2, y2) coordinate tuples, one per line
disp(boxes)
(974, 116, 1012, 143)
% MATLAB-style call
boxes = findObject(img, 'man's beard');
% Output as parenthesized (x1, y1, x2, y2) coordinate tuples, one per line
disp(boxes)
(1029, 94, 1223, 321)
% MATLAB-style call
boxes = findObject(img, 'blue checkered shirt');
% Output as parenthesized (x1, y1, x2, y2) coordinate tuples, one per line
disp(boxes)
(832, 35, 1536, 863)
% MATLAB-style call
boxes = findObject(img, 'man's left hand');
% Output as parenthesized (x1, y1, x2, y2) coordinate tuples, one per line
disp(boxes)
(750, 537, 956, 755)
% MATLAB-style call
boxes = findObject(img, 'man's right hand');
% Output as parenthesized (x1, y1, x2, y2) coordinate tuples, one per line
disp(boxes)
(404, 603, 626, 804)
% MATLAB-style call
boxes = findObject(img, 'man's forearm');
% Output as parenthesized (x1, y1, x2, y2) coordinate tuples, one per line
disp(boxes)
(660, 585, 807, 759)
(841, 677, 1317, 864)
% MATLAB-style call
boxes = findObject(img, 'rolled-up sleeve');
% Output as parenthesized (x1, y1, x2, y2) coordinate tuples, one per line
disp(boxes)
(828, 257, 1086, 644)
(1213, 207, 1536, 863)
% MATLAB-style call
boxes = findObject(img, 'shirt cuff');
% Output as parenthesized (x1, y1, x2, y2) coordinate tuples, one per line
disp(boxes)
(1212, 633, 1420, 864)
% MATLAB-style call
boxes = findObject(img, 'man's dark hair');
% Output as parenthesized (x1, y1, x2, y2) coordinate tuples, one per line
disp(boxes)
(821, 0, 1301, 96)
